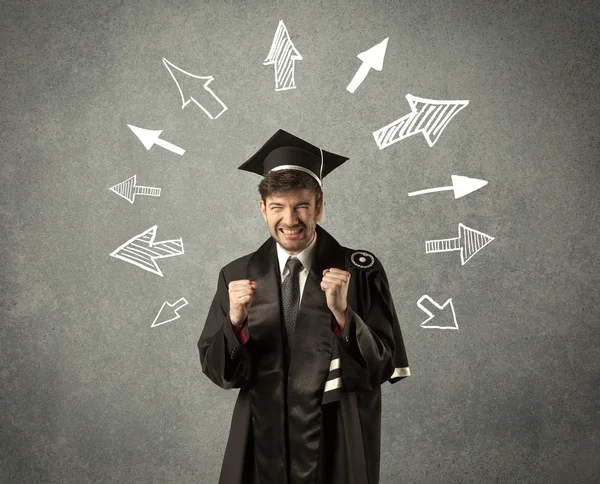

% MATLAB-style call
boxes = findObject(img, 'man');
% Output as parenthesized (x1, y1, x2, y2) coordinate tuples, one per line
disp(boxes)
(198, 129, 410, 484)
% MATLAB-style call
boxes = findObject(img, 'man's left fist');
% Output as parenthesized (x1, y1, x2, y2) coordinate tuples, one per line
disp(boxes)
(321, 268, 351, 326)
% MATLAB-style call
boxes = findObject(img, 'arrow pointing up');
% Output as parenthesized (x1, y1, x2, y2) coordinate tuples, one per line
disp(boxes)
(264, 20, 303, 91)
(347, 37, 389, 93)
(408, 175, 488, 199)
(127, 124, 185, 156)
(162, 58, 228, 119)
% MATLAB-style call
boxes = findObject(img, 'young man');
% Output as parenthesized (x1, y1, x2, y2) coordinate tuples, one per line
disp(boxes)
(197, 129, 410, 484)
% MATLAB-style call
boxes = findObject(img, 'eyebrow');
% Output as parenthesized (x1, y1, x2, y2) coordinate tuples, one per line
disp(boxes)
(268, 201, 311, 208)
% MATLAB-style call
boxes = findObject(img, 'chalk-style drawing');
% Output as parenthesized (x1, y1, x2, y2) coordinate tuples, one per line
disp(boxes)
(426, 223, 494, 266)
(127, 124, 185, 156)
(152, 297, 189, 327)
(110, 225, 184, 277)
(417, 295, 458, 330)
(346, 37, 389, 93)
(162, 57, 228, 120)
(264, 20, 303, 91)
(408, 175, 488, 199)
(109, 175, 161, 204)
(373, 94, 469, 148)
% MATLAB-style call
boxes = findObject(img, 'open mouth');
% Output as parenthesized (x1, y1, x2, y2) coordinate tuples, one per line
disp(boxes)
(279, 227, 304, 239)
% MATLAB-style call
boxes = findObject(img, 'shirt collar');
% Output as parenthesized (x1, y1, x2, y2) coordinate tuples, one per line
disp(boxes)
(276, 230, 318, 277)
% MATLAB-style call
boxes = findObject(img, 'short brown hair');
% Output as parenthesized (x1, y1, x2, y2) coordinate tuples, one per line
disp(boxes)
(258, 170, 323, 209)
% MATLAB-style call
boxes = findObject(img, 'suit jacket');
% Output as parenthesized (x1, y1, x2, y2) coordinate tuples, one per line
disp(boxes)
(197, 224, 410, 484)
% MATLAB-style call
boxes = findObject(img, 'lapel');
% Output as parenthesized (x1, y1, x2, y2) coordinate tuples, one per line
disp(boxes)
(287, 224, 346, 397)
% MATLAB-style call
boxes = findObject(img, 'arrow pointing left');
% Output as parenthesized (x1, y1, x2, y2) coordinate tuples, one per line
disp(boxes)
(127, 124, 185, 156)
(110, 225, 184, 277)
(152, 297, 189, 327)
(109, 175, 162, 204)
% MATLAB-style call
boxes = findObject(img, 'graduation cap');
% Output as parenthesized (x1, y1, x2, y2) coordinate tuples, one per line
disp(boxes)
(238, 129, 349, 186)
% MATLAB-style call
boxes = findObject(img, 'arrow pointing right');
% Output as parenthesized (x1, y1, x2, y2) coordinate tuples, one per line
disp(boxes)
(408, 175, 488, 199)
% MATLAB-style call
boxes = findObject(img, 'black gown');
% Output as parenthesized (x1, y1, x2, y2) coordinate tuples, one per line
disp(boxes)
(197, 224, 410, 484)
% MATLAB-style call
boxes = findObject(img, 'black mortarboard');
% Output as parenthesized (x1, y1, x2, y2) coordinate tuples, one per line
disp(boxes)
(238, 129, 349, 186)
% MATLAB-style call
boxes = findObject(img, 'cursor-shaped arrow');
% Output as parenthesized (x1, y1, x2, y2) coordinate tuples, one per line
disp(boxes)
(127, 124, 185, 156)
(109, 175, 162, 204)
(346, 37, 388, 93)
(110, 225, 184, 277)
(152, 297, 189, 327)
(408, 175, 488, 199)
(426, 223, 494, 266)
(162, 57, 228, 119)
(264, 20, 303, 91)
(373, 94, 469, 148)
(417, 295, 458, 330)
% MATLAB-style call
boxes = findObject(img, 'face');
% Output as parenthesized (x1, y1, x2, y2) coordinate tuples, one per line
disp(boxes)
(260, 188, 322, 255)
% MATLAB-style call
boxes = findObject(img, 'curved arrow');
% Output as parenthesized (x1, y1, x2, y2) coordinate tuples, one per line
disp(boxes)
(408, 175, 488, 199)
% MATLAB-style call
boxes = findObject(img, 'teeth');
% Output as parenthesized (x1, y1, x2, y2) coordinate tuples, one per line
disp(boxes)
(282, 228, 302, 235)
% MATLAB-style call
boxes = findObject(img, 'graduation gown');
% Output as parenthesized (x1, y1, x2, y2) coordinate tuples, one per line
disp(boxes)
(197, 224, 410, 484)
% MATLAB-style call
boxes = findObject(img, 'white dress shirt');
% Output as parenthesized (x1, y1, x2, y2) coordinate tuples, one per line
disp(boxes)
(276, 231, 318, 307)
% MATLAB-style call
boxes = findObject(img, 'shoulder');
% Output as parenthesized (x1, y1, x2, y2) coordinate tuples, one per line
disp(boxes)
(343, 247, 386, 275)
(220, 252, 254, 280)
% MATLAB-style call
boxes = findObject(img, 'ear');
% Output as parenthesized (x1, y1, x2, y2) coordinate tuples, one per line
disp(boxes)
(259, 199, 267, 221)
(315, 199, 324, 222)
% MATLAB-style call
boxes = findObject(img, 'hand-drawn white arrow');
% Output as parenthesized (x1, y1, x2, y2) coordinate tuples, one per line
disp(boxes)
(408, 175, 488, 199)
(110, 225, 184, 277)
(264, 20, 303, 91)
(162, 58, 228, 119)
(417, 295, 458, 330)
(152, 297, 189, 327)
(426, 223, 494, 266)
(109, 175, 162, 204)
(373, 94, 469, 148)
(346, 37, 388, 93)
(127, 124, 185, 156)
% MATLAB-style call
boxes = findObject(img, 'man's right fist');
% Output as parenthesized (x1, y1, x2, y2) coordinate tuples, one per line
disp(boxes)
(228, 279, 257, 326)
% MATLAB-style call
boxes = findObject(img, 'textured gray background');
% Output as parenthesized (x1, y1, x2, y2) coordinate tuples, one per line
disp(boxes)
(1, 0, 599, 483)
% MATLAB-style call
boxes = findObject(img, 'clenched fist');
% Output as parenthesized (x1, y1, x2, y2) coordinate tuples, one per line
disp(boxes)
(229, 280, 257, 326)
(321, 268, 350, 327)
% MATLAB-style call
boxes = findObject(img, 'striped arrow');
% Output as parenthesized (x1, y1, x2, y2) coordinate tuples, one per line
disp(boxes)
(264, 20, 303, 91)
(110, 225, 184, 277)
(426, 223, 494, 266)
(109, 175, 161, 204)
(373, 94, 469, 148)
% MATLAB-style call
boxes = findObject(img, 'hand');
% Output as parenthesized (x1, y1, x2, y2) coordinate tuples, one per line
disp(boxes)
(228, 280, 257, 326)
(321, 268, 350, 327)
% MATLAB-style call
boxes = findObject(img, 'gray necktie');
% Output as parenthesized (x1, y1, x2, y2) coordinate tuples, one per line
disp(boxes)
(282, 257, 304, 344)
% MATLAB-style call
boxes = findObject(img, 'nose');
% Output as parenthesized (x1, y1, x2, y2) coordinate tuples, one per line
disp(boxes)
(281, 207, 299, 227)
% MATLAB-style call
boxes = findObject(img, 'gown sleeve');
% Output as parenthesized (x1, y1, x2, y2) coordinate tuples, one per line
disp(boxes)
(197, 268, 252, 390)
(335, 256, 409, 392)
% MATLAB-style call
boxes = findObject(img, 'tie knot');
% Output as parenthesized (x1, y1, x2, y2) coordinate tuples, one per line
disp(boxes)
(285, 257, 304, 275)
